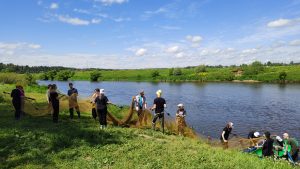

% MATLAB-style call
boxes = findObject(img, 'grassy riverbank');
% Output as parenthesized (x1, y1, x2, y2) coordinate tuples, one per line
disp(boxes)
(59, 65, 300, 83)
(0, 84, 295, 168)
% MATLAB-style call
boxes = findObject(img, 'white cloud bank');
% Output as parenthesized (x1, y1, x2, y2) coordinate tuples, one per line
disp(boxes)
(96, 0, 128, 5)
(56, 15, 101, 26)
(135, 48, 147, 56)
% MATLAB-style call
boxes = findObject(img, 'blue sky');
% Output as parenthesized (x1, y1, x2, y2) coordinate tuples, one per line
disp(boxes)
(0, 0, 300, 69)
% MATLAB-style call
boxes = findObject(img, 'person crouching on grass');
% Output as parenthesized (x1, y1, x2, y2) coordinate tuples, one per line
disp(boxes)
(220, 122, 233, 149)
(176, 103, 186, 136)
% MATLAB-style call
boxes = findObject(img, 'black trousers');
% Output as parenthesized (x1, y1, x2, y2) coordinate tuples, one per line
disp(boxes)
(12, 101, 21, 120)
(52, 103, 59, 123)
(69, 108, 80, 119)
(152, 112, 165, 132)
(92, 108, 97, 119)
(97, 109, 107, 126)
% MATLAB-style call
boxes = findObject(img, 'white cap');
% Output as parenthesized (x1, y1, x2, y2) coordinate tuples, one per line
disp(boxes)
(100, 89, 105, 94)
(254, 132, 260, 138)
(276, 136, 283, 142)
(177, 103, 184, 107)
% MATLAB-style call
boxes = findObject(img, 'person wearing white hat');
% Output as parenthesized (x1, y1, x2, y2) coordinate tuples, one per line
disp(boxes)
(274, 136, 284, 151)
(220, 122, 234, 149)
(247, 131, 261, 147)
(94, 89, 111, 129)
(134, 90, 147, 126)
(176, 103, 187, 136)
(151, 90, 167, 133)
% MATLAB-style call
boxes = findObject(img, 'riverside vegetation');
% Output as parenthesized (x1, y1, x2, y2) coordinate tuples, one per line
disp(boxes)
(1, 61, 300, 83)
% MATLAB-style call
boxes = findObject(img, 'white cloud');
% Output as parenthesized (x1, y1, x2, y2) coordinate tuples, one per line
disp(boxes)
(50, 3, 59, 9)
(28, 44, 41, 49)
(241, 48, 258, 54)
(165, 45, 180, 53)
(135, 48, 147, 56)
(57, 15, 90, 26)
(175, 52, 184, 58)
(91, 18, 101, 24)
(186, 35, 203, 43)
(159, 25, 181, 30)
(97, 0, 128, 5)
(290, 39, 300, 46)
(267, 18, 300, 28)
(113, 17, 131, 22)
(56, 15, 102, 26)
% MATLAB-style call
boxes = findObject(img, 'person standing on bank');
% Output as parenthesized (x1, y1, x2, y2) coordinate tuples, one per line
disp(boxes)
(68, 83, 80, 119)
(10, 84, 22, 120)
(90, 88, 99, 120)
(135, 90, 147, 126)
(151, 90, 167, 133)
(46, 84, 53, 115)
(94, 89, 111, 129)
(220, 122, 234, 149)
(49, 84, 60, 123)
(176, 103, 187, 136)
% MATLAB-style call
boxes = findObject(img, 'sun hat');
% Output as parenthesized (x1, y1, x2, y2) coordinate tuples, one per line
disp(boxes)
(254, 132, 260, 138)
(100, 89, 105, 94)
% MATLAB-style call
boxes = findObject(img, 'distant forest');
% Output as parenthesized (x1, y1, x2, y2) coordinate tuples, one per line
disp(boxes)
(0, 61, 299, 74)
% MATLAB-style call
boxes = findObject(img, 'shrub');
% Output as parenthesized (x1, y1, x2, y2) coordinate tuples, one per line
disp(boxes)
(195, 65, 207, 73)
(90, 71, 102, 81)
(279, 72, 287, 82)
(56, 70, 75, 81)
(151, 70, 160, 78)
(173, 68, 182, 76)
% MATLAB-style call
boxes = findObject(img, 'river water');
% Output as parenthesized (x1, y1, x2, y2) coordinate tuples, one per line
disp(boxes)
(38, 80, 300, 140)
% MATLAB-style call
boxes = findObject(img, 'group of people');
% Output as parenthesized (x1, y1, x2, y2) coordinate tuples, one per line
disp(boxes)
(45, 83, 187, 134)
(12, 83, 299, 163)
(220, 122, 299, 163)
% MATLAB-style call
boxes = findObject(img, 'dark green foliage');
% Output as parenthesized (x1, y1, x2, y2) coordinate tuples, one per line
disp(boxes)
(90, 71, 102, 81)
(25, 73, 36, 85)
(56, 70, 75, 81)
(151, 70, 160, 78)
(173, 68, 182, 76)
(279, 72, 287, 82)
(195, 65, 207, 73)
(168, 68, 174, 76)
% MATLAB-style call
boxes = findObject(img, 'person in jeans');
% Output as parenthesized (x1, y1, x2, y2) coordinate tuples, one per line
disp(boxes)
(135, 90, 147, 126)
(151, 90, 166, 133)
(10, 84, 22, 120)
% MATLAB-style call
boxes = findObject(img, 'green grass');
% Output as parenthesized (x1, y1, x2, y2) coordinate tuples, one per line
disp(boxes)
(0, 86, 296, 169)
(65, 65, 300, 83)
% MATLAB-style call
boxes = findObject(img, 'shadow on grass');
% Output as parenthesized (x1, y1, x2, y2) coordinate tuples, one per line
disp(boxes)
(0, 104, 132, 168)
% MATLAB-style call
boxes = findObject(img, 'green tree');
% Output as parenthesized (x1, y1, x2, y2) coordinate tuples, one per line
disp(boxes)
(168, 68, 174, 76)
(47, 70, 57, 81)
(40, 73, 49, 80)
(151, 70, 160, 78)
(56, 70, 75, 81)
(90, 71, 102, 81)
(195, 65, 207, 73)
(173, 68, 182, 76)
(279, 71, 287, 82)
(25, 73, 36, 85)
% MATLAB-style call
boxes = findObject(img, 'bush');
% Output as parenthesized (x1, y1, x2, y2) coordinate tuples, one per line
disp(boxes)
(90, 71, 102, 82)
(56, 70, 75, 81)
(173, 68, 182, 76)
(0, 73, 26, 85)
(195, 65, 207, 73)
(25, 73, 36, 85)
(151, 70, 160, 78)
(168, 68, 174, 76)
(279, 72, 287, 82)
(47, 70, 57, 81)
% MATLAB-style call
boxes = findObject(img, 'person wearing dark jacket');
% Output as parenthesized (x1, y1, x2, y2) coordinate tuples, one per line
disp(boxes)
(49, 84, 60, 123)
(94, 89, 111, 129)
(68, 83, 80, 119)
(262, 131, 274, 157)
(11, 84, 22, 120)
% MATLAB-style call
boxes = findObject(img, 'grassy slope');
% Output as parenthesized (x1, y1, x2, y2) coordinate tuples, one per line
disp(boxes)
(67, 65, 300, 82)
(0, 85, 295, 169)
